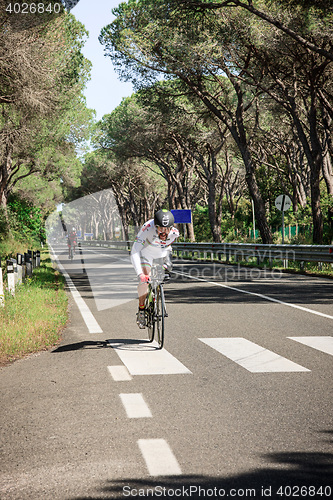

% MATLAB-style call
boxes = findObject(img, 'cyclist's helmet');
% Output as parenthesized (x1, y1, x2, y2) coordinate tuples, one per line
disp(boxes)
(154, 209, 174, 228)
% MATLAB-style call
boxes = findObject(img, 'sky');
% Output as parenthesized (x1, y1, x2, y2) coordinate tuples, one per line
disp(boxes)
(70, 0, 134, 121)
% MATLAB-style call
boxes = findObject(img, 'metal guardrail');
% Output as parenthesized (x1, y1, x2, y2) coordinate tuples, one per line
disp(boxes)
(81, 240, 333, 270)
(172, 242, 333, 266)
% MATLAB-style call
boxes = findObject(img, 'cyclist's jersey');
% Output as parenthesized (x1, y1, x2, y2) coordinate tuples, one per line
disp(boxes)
(131, 219, 179, 276)
(68, 232, 77, 246)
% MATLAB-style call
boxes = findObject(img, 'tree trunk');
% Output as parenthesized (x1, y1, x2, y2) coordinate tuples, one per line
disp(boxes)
(181, 77, 273, 243)
(309, 95, 324, 243)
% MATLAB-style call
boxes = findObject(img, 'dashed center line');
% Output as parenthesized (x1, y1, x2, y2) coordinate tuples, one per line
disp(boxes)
(138, 439, 182, 476)
(120, 393, 152, 418)
(108, 365, 133, 381)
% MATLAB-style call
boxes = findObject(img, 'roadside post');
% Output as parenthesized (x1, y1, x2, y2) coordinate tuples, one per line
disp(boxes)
(21, 253, 26, 280)
(0, 258, 4, 306)
(7, 260, 15, 295)
(33, 251, 37, 268)
(275, 195, 292, 244)
(17, 254, 23, 285)
(25, 252, 32, 277)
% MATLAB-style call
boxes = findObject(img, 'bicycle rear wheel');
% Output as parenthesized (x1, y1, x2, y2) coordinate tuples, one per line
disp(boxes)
(156, 284, 165, 349)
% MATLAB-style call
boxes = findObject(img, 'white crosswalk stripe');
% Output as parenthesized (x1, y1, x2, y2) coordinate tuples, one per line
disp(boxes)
(199, 338, 310, 373)
(108, 340, 192, 375)
(288, 336, 333, 355)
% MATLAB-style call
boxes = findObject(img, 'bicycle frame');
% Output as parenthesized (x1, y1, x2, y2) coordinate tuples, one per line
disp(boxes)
(145, 263, 167, 349)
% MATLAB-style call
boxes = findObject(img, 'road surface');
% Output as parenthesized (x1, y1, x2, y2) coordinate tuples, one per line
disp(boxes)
(1, 243, 332, 499)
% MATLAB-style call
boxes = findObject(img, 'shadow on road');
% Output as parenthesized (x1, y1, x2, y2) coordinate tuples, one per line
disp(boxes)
(52, 338, 154, 353)
(52, 340, 110, 352)
(73, 451, 333, 499)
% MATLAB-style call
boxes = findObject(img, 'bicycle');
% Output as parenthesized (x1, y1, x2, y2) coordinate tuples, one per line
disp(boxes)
(68, 243, 76, 260)
(144, 263, 168, 349)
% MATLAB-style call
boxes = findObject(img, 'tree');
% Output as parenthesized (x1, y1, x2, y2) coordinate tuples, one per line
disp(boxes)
(176, 0, 333, 61)
(0, 6, 93, 220)
(100, 0, 332, 243)
(97, 92, 198, 240)
(99, 1, 274, 242)
(76, 150, 164, 237)
(175, 0, 333, 242)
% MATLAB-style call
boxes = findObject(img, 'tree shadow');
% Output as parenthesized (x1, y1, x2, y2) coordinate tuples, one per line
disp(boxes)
(73, 451, 333, 499)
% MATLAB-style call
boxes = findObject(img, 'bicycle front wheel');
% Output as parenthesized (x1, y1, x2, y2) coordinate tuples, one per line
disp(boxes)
(156, 285, 165, 349)
(145, 286, 155, 342)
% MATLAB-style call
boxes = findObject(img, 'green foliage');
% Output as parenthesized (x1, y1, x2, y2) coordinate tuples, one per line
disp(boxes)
(192, 205, 212, 241)
(0, 251, 68, 365)
(0, 11, 94, 218)
(7, 194, 46, 243)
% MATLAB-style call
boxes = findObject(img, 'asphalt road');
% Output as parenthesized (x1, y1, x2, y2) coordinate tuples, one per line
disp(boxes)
(1, 243, 332, 499)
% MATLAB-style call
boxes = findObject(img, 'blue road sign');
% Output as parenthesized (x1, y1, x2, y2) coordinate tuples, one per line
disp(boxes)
(171, 209, 192, 224)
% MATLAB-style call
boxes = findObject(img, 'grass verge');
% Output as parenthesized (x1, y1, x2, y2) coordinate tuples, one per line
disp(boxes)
(0, 251, 68, 366)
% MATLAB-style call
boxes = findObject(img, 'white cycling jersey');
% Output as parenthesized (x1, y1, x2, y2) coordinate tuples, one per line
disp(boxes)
(131, 219, 180, 276)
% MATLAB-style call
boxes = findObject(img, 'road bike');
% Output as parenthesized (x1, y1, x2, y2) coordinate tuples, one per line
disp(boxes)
(145, 263, 168, 349)
(68, 243, 76, 260)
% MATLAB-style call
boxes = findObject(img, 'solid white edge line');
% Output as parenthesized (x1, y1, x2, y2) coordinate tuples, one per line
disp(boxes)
(173, 271, 333, 320)
(138, 439, 182, 476)
(49, 245, 103, 334)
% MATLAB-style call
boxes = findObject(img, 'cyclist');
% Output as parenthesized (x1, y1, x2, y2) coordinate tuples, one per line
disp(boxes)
(67, 227, 77, 258)
(131, 209, 179, 329)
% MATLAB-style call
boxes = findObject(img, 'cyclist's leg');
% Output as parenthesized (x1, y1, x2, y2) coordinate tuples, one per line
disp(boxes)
(156, 284, 165, 349)
(138, 258, 151, 308)
(136, 257, 152, 329)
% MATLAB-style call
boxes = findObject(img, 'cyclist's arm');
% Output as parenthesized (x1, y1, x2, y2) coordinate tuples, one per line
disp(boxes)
(162, 227, 179, 270)
(130, 221, 152, 276)
(130, 240, 143, 276)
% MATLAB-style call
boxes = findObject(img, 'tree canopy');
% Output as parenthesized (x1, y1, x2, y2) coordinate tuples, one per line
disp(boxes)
(98, 0, 332, 243)
(0, 1, 94, 242)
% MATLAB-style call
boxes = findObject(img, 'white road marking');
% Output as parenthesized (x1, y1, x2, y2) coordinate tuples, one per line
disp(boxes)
(288, 336, 333, 356)
(119, 393, 152, 418)
(138, 439, 182, 476)
(107, 365, 132, 381)
(199, 338, 310, 373)
(108, 340, 192, 376)
(173, 271, 333, 320)
(49, 246, 103, 334)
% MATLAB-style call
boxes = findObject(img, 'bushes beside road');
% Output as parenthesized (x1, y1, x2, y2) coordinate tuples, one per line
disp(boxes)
(0, 250, 68, 366)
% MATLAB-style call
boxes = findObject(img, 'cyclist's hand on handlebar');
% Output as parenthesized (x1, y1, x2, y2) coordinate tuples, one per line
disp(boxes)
(139, 273, 150, 283)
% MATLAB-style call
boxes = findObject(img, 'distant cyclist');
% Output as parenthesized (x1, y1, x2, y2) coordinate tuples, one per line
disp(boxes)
(131, 209, 179, 329)
(67, 227, 77, 258)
